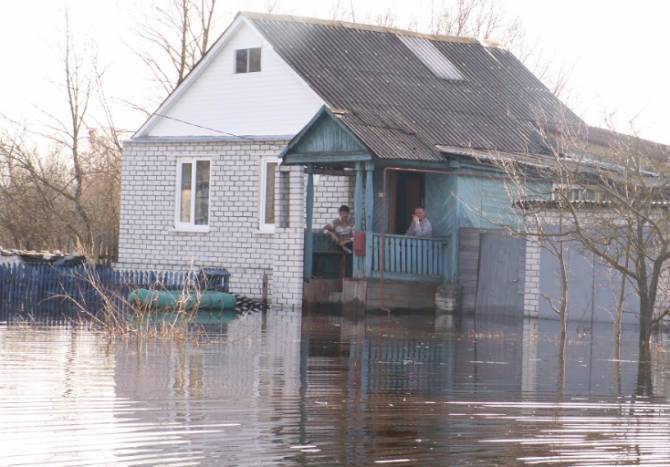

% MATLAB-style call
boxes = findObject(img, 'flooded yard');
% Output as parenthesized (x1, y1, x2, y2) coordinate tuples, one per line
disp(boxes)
(1, 310, 669, 466)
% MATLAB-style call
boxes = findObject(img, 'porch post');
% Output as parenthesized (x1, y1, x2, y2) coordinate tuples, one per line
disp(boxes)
(353, 163, 364, 278)
(354, 163, 363, 231)
(364, 162, 375, 277)
(304, 165, 315, 280)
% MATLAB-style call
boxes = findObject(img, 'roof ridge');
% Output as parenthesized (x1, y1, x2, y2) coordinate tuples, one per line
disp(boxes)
(239, 11, 480, 44)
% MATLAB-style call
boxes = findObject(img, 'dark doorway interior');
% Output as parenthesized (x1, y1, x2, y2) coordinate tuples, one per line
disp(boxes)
(392, 172, 425, 234)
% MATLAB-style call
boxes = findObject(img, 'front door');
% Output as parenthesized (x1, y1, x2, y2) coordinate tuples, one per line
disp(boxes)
(391, 172, 425, 234)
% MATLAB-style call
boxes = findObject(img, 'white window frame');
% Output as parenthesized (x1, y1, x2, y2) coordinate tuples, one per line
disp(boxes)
(174, 157, 212, 232)
(258, 157, 278, 233)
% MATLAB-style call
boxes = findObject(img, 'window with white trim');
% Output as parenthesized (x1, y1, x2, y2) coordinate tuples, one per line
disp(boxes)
(176, 159, 210, 229)
(235, 47, 261, 73)
(259, 159, 277, 231)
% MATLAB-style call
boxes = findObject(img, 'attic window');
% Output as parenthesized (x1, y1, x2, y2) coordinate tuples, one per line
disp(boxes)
(397, 35, 464, 80)
(235, 47, 261, 73)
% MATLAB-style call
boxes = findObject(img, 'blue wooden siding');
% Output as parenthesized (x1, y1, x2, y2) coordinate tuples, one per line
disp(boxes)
(425, 173, 459, 279)
(454, 175, 550, 230)
(425, 173, 457, 236)
(292, 114, 365, 154)
(457, 176, 514, 228)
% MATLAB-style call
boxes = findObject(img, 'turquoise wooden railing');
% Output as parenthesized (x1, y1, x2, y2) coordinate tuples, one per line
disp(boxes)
(370, 233, 450, 281)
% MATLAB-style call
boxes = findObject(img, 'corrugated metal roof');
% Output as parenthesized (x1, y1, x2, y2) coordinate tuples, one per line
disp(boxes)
(245, 12, 584, 161)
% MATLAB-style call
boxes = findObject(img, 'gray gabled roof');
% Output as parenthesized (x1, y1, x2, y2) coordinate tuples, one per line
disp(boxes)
(245, 12, 583, 161)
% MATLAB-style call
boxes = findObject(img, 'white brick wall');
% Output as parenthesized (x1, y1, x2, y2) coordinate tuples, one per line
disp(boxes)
(312, 174, 354, 229)
(523, 236, 541, 318)
(271, 166, 305, 307)
(117, 138, 350, 307)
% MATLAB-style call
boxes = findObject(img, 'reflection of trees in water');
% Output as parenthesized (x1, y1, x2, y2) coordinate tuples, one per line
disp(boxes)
(522, 319, 539, 394)
(0, 327, 118, 465)
(639, 334, 669, 397)
(114, 309, 302, 405)
(116, 311, 300, 399)
(110, 310, 305, 462)
(5, 314, 670, 465)
(308, 315, 670, 400)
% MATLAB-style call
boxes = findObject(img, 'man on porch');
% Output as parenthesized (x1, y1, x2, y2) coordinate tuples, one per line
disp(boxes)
(323, 205, 354, 254)
(406, 208, 433, 237)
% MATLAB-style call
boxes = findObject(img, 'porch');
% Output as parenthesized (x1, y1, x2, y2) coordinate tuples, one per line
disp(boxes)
(281, 106, 461, 309)
(308, 230, 451, 283)
(300, 159, 456, 310)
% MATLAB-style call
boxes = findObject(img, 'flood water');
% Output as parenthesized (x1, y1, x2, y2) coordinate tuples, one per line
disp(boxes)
(1, 309, 670, 466)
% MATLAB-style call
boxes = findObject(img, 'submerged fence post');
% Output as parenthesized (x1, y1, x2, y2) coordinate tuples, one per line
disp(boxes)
(261, 272, 268, 311)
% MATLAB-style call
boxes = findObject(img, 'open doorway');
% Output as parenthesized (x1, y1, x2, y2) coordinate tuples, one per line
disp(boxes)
(388, 172, 425, 234)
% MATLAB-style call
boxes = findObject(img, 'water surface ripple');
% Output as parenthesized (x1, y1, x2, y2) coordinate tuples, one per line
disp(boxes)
(1, 311, 669, 465)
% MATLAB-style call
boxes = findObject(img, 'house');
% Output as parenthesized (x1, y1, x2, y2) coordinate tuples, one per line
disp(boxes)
(117, 12, 667, 318)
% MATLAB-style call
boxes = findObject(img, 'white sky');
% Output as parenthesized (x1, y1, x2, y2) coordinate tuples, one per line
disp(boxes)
(1, 0, 668, 144)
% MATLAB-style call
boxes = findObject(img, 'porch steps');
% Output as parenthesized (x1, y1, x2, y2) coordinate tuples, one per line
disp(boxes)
(343, 279, 437, 310)
(328, 291, 343, 303)
(304, 278, 440, 310)
(303, 278, 342, 304)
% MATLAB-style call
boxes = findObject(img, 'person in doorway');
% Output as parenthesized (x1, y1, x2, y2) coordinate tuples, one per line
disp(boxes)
(323, 205, 354, 254)
(406, 207, 433, 237)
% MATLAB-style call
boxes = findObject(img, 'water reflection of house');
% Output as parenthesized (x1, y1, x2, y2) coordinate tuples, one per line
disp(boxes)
(301, 315, 669, 463)
(301, 314, 654, 403)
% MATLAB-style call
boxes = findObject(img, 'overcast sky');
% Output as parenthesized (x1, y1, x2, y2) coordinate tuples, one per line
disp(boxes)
(1, 0, 668, 144)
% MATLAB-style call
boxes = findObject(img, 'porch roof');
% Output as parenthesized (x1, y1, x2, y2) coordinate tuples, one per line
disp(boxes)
(281, 106, 376, 166)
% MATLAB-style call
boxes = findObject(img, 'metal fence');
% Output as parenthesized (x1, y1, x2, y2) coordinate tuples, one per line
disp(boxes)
(0, 264, 224, 324)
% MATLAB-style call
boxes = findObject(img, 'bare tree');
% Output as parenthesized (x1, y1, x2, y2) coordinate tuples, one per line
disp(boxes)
(503, 121, 670, 378)
(330, 0, 356, 22)
(428, 0, 522, 45)
(138, 0, 220, 94)
(490, 149, 572, 378)
(603, 236, 632, 361)
(370, 9, 397, 28)
(489, 114, 670, 392)
(423, 0, 570, 99)
(0, 20, 123, 262)
(264, 0, 281, 14)
(562, 131, 669, 345)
